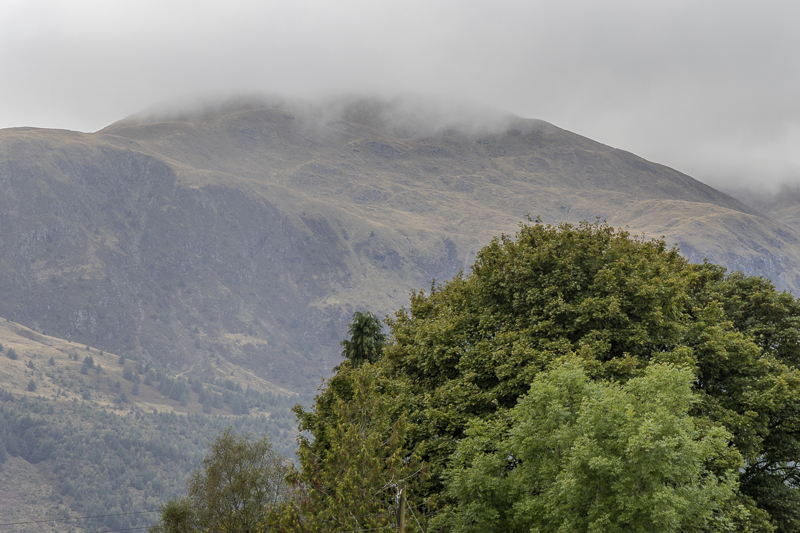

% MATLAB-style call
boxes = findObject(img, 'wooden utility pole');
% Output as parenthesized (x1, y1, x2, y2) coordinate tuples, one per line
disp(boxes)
(397, 480, 406, 533)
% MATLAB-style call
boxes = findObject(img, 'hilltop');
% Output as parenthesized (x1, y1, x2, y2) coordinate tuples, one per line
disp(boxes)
(1, 94, 799, 393)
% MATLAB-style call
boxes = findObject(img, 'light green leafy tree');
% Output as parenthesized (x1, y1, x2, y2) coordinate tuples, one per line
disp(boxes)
(149, 498, 196, 533)
(149, 429, 291, 533)
(438, 361, 743, 533)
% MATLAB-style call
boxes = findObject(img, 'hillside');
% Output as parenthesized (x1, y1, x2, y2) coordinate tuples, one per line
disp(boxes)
(727, 184, 800, 233)
(0, 319, 305, 532)
(2, 95, 800, 395)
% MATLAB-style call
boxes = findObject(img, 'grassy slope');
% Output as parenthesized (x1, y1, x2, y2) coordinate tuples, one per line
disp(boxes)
(0, 317, 292, 412)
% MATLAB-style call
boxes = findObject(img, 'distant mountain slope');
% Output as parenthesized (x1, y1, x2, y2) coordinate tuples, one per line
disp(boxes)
(1, 95, 798, 392)
(727, 184, 800, 234)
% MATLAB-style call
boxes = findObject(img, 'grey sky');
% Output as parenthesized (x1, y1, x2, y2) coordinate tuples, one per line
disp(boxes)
(2, 0, 799, 189)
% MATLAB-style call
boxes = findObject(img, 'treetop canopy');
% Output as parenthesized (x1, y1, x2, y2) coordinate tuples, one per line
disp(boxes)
(295, 220, 800, 532)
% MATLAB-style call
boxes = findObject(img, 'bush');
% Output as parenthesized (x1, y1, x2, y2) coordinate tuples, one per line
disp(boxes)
(27, 380, 37, 392)
(6, 348, 17, 360)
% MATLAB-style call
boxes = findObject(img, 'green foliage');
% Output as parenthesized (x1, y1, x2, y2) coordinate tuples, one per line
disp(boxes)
(369, 221, 800, 531)
(150, 498, 196, 533)
(339, 311, 386, 367)
(282, 362, 427, 532)
(6, 347, 17, 360)
(27, 379, 37, 392)
(132, 220, 800, 532)
(0, 391, 300, 532)
(150, 429, 290, 533)
(438, 361, 742, 533)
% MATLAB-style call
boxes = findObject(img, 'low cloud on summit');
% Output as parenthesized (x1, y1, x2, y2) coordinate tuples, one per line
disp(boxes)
(2, 0, 799, 190)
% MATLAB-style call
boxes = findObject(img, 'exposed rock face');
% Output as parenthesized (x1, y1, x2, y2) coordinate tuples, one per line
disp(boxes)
(2, 96, 798, 391)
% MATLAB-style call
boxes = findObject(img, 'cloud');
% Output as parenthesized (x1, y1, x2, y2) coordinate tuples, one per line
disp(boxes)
(1, 0, 799, 188)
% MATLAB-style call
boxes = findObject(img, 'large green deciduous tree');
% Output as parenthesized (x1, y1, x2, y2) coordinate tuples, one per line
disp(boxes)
(439, 361, 743, 533)
(295, 221, 800, 532)
(382, 221, 800, 531)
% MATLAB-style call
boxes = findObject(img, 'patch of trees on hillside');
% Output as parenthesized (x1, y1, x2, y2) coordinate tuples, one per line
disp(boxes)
(0, 387, 309, 532)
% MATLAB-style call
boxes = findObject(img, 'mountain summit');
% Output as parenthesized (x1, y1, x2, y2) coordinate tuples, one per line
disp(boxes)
(1, 94, 797, 390)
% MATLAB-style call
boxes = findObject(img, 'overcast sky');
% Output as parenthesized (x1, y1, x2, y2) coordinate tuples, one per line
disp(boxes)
(1, 0, 799, 190)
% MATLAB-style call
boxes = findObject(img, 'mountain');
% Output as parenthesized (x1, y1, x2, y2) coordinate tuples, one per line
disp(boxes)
(726, 184, 800, 234)
(2, 94, 800, 394)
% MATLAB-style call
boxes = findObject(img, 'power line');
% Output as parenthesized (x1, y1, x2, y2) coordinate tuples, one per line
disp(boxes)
(0, 497, 433, 531)
(334, 526, 394, 533)
(81, 526, 152, 533)
(0, 510, 158, 527)
(407, 503, 425, 533)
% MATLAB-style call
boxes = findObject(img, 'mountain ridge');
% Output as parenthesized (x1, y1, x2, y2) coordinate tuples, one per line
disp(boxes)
(1, 94, 799, 394)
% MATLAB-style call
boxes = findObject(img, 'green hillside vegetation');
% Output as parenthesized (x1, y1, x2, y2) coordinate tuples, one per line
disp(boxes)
(5, 96, 800, 530)
(0, 321, 310, 532)
(264, 221, 799, 532)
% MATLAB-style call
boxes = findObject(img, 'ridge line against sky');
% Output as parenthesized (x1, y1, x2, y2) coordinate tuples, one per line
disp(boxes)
(1, 0, 799, 190)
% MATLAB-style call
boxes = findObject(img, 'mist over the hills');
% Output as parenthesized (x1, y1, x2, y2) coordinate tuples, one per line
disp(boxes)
(113, 92, 524, 140)
(2, 1, 800, 191)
